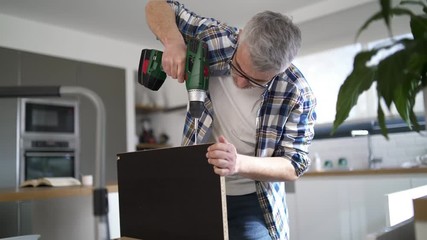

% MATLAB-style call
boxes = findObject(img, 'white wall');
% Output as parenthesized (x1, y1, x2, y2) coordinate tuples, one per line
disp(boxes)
(297, 0, 412, 57)
(0, 13, 144, 152)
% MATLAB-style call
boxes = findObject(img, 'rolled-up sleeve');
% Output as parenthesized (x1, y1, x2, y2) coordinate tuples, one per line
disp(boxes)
(167, 1, 220, 41)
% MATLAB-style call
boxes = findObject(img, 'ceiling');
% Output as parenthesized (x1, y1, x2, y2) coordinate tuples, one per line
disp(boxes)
(0, 0, 375, 48)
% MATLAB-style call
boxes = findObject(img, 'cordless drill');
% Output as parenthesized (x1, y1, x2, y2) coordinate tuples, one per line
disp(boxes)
(138, 38, 209, 144)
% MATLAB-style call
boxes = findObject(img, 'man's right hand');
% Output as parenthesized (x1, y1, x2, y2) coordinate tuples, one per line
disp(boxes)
(145, 0, 187, 83)
(162, 40, 187, 83)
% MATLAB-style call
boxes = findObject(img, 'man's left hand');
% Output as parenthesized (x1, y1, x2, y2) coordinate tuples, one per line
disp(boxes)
(206, 136, 239, 176)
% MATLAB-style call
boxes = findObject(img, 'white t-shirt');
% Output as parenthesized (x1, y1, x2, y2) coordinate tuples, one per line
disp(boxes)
(208, 76, 264, 195)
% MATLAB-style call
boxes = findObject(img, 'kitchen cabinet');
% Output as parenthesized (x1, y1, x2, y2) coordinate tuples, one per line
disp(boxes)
(347, 176, 411, 240)
(290, 172, 427, 240)
(293, 178, 352, 240)
(0, 47, 21, 238)
(21, 51, 78, 86)
(0, 185, 120, 240)
(76, 62, 126, 183)
(0, 47, 126, 238)
(20, 51, 126, 183)
(0, 47, 20, 188)
(1, 49, 126, 184)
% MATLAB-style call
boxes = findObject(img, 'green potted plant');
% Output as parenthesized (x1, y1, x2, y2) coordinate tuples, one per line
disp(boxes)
(332, 0, 427, 138)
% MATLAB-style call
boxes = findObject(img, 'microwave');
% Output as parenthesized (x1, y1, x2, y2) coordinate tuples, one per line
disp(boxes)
(20, 98, 79, 136)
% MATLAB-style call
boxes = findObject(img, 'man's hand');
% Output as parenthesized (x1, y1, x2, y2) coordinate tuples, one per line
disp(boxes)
(145, 0, 187, 82)
(206, 136, 239, 176)
(162, 41, 187, 82)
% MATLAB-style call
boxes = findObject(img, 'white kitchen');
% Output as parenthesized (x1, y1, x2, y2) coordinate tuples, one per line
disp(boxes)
(0, 0, 426, 240)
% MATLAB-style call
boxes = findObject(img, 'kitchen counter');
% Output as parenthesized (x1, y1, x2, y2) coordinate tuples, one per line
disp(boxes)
(305, 166, 427, 177)
(0, 184, 118, 202)
(2, 167, 424, 201)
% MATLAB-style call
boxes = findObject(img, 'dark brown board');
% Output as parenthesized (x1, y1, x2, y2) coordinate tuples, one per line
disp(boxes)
(117, 144, 226, 240)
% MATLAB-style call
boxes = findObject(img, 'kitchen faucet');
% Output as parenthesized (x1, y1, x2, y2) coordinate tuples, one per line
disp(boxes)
(351, 129, 382, 169)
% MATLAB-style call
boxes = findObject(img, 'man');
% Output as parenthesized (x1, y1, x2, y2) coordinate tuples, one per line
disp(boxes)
(145, 1, 317, 239)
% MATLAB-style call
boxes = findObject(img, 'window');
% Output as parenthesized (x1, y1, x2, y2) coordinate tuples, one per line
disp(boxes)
(294, 34, 424, 124)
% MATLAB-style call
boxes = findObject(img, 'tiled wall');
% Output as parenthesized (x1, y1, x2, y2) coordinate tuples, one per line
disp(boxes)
(309, 131, 427, 170)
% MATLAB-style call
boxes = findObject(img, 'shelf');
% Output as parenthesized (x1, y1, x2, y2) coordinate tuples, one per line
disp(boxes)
(135, 104, 187, 114)
(136, 143, 171, 150)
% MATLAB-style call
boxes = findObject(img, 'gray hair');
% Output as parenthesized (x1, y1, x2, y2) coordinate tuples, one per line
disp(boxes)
(239, 11, 301, 72)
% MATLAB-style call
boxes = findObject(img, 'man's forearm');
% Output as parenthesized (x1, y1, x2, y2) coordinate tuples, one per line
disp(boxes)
(145, 0, 184, 47)
(237, 154, 298, 182)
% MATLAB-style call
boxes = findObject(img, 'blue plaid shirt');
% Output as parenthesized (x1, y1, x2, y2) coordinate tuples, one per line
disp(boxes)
(167, 1, 317, 239)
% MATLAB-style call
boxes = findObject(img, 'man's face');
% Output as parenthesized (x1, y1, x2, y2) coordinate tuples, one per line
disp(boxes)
(229, 42, 277, 89)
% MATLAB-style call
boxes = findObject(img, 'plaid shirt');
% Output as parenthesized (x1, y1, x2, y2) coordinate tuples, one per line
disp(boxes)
(167, 1, 317, 239)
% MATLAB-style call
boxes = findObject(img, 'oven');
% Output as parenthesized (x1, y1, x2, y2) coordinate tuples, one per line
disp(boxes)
(21, 138, 78, 182)
(19, 98, 79, 183)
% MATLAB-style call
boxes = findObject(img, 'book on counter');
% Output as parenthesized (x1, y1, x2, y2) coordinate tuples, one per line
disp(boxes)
(20, 177, 82, 187)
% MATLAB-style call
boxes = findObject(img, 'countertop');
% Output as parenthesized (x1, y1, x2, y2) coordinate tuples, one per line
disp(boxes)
(1, 167, 426, 202)
(304, 166, 427, 177)
(0, 184, 118, 202)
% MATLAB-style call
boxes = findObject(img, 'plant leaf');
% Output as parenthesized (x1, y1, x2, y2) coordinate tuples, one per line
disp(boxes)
(332, 51, 377, 133)
(376, 101, 389, 139)
(377, 50, 408, 108)
(355, 6, 414, 41)
(356, 12, 386, 40)
(409, 106, 421, 131)
(376, 37, 426, 132)
(334, 0, 426, 137)
(380, 0, 392, 30)
(410, 14, 427, 39)
(402, 38, 427, 77)
(392, 72, 413, 126)
(400, 0, 427, 11)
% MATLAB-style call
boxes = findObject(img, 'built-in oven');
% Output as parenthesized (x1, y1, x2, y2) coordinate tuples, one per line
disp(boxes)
(21, 138, 78, 182)
(19, 98, 79, 184)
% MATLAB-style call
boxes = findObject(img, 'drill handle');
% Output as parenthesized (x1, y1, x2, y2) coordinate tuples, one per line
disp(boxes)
(185, 39, 209, 91)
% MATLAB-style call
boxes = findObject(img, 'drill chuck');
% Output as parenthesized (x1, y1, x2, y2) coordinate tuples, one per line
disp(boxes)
(189, 101, 204, 119)
(188, 89, 206, 118)
(187, 89, 206, 102)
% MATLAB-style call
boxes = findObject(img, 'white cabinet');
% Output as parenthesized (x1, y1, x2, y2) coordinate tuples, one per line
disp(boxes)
(289, 174, 427, 240)
(292, 178, 352, 240)
(286, 193, 298, 240)
(347, 176, 411, 240)
(30, 192, 120, 240)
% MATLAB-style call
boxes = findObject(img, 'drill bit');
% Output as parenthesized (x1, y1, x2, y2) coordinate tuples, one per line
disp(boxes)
(194, 118, 199, 145)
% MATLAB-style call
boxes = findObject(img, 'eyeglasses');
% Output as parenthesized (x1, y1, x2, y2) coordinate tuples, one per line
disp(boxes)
(227, 46, 275, 89)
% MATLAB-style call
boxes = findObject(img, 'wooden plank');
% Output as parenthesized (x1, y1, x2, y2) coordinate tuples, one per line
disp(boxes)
(117, 144, 228, 240)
